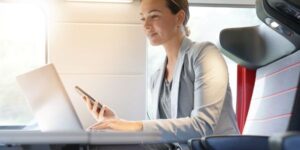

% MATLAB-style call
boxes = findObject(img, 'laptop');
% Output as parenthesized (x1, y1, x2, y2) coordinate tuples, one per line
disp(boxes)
(16, 64, 83, 132)
(4, 64, 160, 144)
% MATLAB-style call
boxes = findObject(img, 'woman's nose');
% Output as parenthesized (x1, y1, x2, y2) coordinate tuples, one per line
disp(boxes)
(143, 19, 151, 30)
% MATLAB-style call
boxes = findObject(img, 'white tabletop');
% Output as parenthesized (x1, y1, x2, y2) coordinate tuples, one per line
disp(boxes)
(0, 130, 163, 145)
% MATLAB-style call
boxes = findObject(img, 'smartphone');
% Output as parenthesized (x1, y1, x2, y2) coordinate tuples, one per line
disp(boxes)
(75, 86, 103, 110)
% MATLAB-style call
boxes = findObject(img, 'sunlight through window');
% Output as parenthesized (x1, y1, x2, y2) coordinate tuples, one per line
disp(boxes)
(0, 3, 46, 125)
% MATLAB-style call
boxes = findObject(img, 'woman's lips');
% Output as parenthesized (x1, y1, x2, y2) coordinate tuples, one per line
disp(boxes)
(148, 32, 158, 39)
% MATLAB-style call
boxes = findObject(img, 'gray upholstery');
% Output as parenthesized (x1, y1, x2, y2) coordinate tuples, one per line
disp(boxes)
(189, 50, 300, 150)
(243, 50, 300, 135)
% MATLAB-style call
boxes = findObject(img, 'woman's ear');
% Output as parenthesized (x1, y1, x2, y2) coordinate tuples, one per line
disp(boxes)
(176, 10, 186, 26)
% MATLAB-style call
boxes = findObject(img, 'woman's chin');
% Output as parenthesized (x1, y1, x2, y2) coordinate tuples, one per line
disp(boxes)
(149, 39, 162, 46)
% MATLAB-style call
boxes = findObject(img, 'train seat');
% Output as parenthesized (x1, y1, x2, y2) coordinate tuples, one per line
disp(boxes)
(188, 0, 300, 149)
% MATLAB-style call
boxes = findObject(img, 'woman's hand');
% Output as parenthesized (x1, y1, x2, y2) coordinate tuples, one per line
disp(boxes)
(82, 96, 143, 132)
(88, 119, 143, 132)
(82, 96, 117, 122)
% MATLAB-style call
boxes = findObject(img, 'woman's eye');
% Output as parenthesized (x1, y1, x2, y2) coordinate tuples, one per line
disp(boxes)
(150, 15, 158, 19)
(140, 17, 145, 21)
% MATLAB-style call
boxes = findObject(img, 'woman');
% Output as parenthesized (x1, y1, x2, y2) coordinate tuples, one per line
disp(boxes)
(83, 0, 239, 147)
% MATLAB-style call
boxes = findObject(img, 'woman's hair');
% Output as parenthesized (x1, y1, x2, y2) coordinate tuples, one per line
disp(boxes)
(166, 0, 190, 36)
(141, 0, 191, 36)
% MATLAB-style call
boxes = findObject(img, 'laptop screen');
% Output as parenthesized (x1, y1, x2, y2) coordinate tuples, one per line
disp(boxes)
(16, 64, 83, 132)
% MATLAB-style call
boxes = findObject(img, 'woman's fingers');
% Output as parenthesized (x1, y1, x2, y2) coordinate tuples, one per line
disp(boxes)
(91, 101, 97, 113)
(87, 122, 99, 131)
(82, 96, 117, 122)
(90, 119, 113, 130)
(83, 96, 92, 110)
(97, 105, 107, 121)
(87, 120, 111, 131)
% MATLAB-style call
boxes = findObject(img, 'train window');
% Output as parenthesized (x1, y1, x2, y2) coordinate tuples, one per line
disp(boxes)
(0, 3, 46, 125)
(147, 6, 261, 112)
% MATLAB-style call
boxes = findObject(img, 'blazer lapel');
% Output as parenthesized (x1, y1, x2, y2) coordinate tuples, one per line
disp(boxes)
(149, 57, 167, 119)
(170, 37, 192, 118)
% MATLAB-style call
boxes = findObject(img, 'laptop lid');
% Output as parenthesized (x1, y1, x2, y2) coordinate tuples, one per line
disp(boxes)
(16, 64, 83, 132)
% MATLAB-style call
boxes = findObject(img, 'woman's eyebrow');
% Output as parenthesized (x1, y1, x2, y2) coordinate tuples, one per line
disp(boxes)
(140, 9, 162, 16)
(148, 9, 162, 14)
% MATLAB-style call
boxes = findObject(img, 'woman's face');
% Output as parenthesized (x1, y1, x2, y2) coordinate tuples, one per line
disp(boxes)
(140, 0, 181, 46)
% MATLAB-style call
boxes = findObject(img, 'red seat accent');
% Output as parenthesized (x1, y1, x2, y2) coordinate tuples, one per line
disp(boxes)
(236, 65, 256, 133)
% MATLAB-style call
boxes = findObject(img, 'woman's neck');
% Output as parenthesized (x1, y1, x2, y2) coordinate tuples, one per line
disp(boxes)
(162, 34, 185, 82)
(163, 34, 185, 65)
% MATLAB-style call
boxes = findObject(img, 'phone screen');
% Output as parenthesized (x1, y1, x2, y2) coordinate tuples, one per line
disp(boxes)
(75, 86, 103, 109)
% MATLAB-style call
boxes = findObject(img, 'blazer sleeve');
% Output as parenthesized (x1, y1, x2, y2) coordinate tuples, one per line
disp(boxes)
(142, 43, 229, 143)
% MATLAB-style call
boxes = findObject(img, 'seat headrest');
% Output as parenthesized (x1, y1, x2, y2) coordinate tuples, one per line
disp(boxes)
(220, 0, 300, 69)
(220, 24, 296, 69)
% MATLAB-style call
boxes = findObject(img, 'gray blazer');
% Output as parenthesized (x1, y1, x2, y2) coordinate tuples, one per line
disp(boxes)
(143, 37, 239, 143)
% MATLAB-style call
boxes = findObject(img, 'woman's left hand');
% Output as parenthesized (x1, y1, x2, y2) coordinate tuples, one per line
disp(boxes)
(87, 119, 143, 132)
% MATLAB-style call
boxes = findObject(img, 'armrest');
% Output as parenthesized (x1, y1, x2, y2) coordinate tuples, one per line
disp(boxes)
(269, 132, 300, 150)
(189, 135, 269, 150)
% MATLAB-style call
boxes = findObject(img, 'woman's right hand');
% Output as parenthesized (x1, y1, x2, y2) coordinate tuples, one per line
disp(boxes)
(82, 96, 117, 122)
